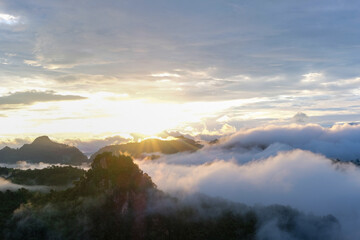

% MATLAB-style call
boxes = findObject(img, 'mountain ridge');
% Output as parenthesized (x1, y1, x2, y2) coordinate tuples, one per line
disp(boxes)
(90, 136, 203, 160)
(0, 136, 88, 165)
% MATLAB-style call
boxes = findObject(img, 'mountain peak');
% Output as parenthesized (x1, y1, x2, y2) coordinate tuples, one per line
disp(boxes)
(31, 136, 53, 145)
(0, 136, 88, 165)
(1, 146, 13, 151)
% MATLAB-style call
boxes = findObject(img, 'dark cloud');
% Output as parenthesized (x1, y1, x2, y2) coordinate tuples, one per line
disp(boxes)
(292, 112, 309, 123)
(1, 0, 360, 102)
(0, 90, 86, 106)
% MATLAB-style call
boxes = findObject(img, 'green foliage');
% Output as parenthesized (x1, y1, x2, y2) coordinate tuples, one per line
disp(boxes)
(0, 189, 33, 237)
(4, 153, 155, 239)
(3, 166, 86, 186)
(145, 209, 257, 240)
(91, 137, 203, 160)
(0, 167, 11, 176)
(72, 152, 155, 196)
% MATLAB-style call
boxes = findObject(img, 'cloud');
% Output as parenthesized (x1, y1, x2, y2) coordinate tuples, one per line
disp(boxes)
(0, 13, 19, 25)
(0, 177, 26, 191)
(153, 124, 360, 164)
(1, 0, 360, 103)
(135, 124, 360, 238)
(322, 77, 360, 89)
(221, 124, 360, 161)
(0, 137, 31, 149)
(301, 72, 323, 83)
(138, 150, 360, 239)
(139, 149, 360, 210)
(64, 135, 132, 156)
(0, 90, 86, 106)
(0, 177, 50, 191)
(151, 72, 181, 78)
(0, 0, 359, 141)
(292, 112, 309, 123)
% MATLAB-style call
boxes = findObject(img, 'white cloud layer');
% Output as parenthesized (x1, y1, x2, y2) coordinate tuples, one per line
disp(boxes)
(137, 124, 360, 239)
(221, 124, 360, 161)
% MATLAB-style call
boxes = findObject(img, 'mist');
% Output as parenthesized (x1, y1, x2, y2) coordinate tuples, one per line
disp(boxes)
(0, 177, 50, 192)
(0, 161, 90, 170)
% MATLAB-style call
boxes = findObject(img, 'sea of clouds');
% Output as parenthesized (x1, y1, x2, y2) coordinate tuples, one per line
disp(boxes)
(137, 124, 360, 239)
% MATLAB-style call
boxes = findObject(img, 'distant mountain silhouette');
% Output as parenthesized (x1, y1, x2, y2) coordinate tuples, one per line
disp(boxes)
(90, 136, 202, 160)
(0, 136, 88, 165)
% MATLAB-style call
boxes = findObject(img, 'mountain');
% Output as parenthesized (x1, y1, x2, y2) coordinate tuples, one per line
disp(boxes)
(90, 136, 203, 160)
(3, 153, 341, 240)
(0, 136, 88, 165)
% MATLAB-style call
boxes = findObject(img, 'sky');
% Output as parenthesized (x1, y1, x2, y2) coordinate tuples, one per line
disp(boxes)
(1, 0, 360, 143)
(2, 2, 360, 236)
